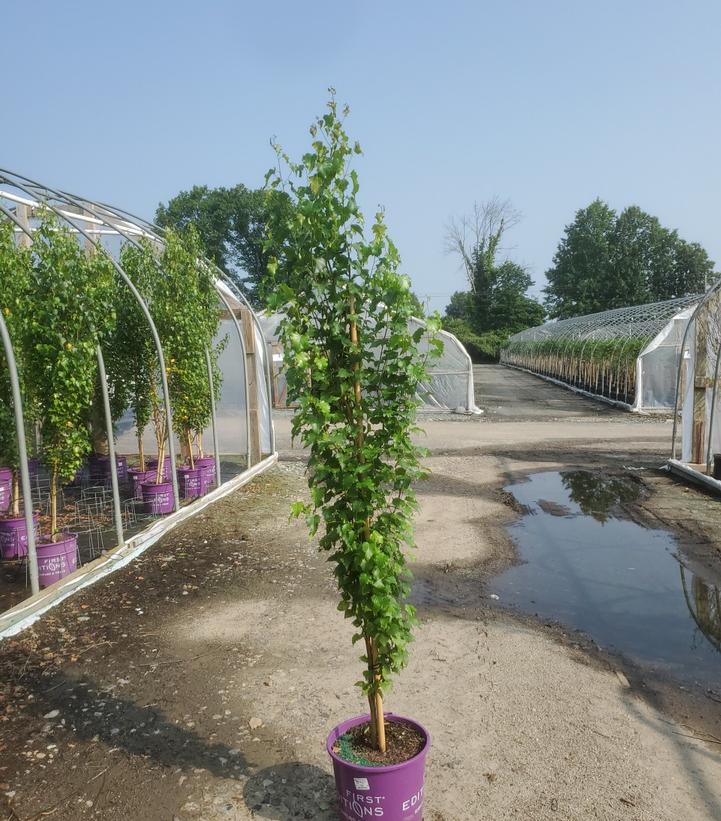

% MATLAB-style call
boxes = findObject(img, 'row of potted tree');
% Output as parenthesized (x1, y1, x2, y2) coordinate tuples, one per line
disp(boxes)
(0, 214, 223, 587)
(502, 335, 649, 404)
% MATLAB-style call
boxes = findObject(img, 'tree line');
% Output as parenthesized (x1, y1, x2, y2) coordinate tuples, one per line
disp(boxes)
(154, 186, 716, 361)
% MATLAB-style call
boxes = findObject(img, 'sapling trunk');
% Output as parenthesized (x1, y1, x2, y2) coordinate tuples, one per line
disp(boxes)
(11, 471, 19, 517)
(186, 429, 195, 469)
(138, 435, 145, 473)
(350, 301, 387, 754)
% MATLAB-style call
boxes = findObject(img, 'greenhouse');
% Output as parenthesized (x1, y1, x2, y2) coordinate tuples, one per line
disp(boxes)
(669, 280, 721, 490)
(0, 169, 275, 632)
(260, 313, 482, 414)
(501, 295, 701, 411)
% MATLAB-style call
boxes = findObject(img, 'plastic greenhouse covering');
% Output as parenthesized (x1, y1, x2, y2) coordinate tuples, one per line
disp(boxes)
(260, 313, 481, 414)
(670, 282, 721, 491)
(0, 169, 275, 622)
(501, 295, 701, 411)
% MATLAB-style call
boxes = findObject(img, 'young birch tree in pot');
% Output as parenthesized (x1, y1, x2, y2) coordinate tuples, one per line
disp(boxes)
(265, 94, 441, 818)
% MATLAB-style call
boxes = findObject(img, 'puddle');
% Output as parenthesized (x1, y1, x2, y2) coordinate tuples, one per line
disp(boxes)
(491, 470, 721, 689)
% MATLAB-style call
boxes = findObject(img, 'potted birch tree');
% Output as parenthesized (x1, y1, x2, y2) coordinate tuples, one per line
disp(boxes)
(26, 215, 114, 585)
(265, 94, 441, 819)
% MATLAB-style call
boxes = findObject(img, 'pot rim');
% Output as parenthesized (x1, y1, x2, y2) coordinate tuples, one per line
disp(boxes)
(140, 481, 173, 491)
(37, 532, 78, 548)
(326, 713, 430, 774)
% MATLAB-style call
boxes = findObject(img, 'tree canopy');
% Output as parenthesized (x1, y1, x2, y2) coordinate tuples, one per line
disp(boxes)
(443, 199, 545, 360)
(155, 184, 293, 306)
(544, 199, 716, 319)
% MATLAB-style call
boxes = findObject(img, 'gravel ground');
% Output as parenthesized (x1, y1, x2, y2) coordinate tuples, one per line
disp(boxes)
(1, 365, 721, 820)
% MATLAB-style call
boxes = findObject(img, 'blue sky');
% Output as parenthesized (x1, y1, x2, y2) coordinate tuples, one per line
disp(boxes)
(3, 1, 720, 311)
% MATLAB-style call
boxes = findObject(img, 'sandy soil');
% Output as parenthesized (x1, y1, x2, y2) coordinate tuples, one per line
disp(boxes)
(2, 365, 721, 820)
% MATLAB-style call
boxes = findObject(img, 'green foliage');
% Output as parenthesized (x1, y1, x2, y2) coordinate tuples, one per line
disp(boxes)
(25, 215, 115, 529)
(109, 238, 162, 438)
(444, 201, 545, 356)
(544, 199, 716, 319)
(265, 95, 442, 703)
(0, 221, 33, 473)
(442, 319, 510, 362)
(153, 227, 223, 460)
(156, 183, 294, 307)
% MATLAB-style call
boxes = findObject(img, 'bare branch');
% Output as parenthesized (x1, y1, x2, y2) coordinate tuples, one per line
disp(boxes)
(444, 197, 522, 292)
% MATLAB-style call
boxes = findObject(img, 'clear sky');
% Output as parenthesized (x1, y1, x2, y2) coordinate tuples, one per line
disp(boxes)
(3, 1, 720, 312)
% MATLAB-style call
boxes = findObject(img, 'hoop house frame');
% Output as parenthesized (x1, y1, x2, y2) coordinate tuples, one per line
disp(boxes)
(0, 169, 276, 631)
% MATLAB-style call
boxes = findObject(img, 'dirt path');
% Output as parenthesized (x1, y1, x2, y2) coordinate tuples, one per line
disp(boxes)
(2, 366, 721, 820)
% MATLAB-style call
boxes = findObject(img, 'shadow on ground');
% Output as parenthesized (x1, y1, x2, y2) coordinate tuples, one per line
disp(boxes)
(29, 672, 249, 778)
(243, 762, 336, 820)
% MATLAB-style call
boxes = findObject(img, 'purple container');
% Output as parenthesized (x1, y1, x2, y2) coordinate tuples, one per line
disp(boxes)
(128, 468, 157, 500)
(148, 456, 172, 482)
(327, 714, 430, 821)
(0, 514, 40, 560)
(142, 481, 175, 515)
(37, 533, 78, 588)
(195, 456, 216, 482)
(0, 468, 12, 514)
(195, 456, 216, 493)
(89, 454, 128, 483)
(178, 466, 204, 499)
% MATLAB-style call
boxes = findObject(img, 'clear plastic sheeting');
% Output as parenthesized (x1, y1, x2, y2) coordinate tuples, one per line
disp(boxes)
(0, 168, 276, 609)
(260, 313, 481, 415)
(671, 286, 721, 487)
(502, 296, 700, 411)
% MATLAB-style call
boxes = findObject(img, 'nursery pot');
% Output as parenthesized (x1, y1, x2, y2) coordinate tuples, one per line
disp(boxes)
(0, 514, 40, 560)
(37, 533, 78, 588)
(148, 456, 172, 482)
(142, 481, 175, 515)
(128, 468, 157, 500)
(177, 466, 204, 500)
(327, 714, 430, 821)
(0, 468, 12, 514)
(89, 454, 128, 483)
(195, 456, 216, 493)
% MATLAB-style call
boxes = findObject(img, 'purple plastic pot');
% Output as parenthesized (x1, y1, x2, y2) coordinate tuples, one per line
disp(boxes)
(37, 533, 78, 588)
(195, 456, 216, 493)
(0, 468, 12, 514)
(128, 468, 157, 500)
(0, 514, 40, 560)
(177, 466, 204, 500)
(89, 454, 128, 483)
(327, 714, 430, 821)
(148, 456, 172, 482)
(142, 481, 175, 515)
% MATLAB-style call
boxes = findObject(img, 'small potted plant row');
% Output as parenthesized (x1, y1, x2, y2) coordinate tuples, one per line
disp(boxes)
(265, 94, 443, 819)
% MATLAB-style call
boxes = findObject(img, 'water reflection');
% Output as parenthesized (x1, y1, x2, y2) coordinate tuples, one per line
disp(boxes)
(681, 567, 721, 654)
(492, 470, 721, 689)
(560, 470, 640, 523)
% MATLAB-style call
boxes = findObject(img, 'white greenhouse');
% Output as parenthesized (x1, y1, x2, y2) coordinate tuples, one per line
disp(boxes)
(260, 313, 481, 415)
(501, 296, 701, 412)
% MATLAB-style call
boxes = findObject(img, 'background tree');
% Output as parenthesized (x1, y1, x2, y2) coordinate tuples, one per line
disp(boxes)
(544, 199, 716, 318)
(156, 184, 293, 306)
(443, 198, 545, 360)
